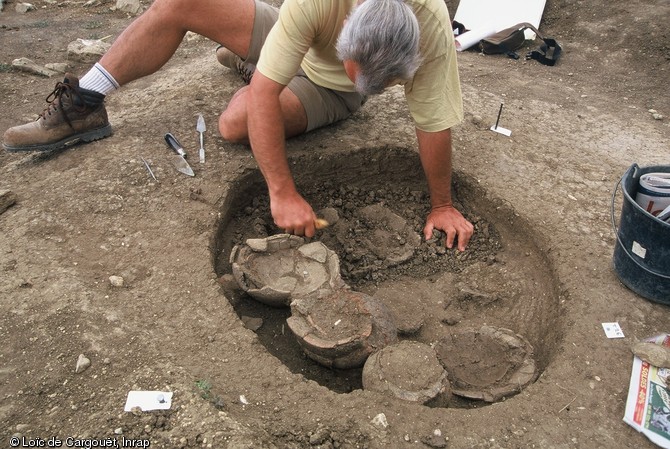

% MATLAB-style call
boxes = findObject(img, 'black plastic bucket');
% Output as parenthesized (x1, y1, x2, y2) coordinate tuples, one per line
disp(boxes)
(611, 164, 670, 305)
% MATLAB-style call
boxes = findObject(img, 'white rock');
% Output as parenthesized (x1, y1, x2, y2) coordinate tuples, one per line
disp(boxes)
(0, 189, 17, 215)
(67, 38, 111, 64)
(115, 0, 142, 15)
(371, 413, 388, 428)
(109, 275, 124, 287)
(11, 58, 57, 77)
(45, 63, 70, 73)
(75, 354, 91, 373)
(15, 2, 35, 12)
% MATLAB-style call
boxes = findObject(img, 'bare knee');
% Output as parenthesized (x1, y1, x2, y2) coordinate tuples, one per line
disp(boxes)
(147, 0, 184, 17)
(219, 111, 249, 144)
(219, 88, 250, 143)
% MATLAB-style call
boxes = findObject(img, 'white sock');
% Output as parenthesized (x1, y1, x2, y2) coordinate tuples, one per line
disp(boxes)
(79, 63, 120, 95)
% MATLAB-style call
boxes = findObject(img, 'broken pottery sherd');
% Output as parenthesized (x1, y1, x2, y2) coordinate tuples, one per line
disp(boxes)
(356, 203, 422, 267)
(230, 234, 346, 307)
(435, 325, 537, 402)
(330, 203, 421, 275)
(362, 341, 451, 406)
(287, 289, 398, 369)
(373, 284, 426, 336)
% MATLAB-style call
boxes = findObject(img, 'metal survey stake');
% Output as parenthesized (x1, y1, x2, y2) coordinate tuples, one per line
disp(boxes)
(196, 114, 206, 164)
(490, 102, 512, 136)
(494, 103, 504, 129)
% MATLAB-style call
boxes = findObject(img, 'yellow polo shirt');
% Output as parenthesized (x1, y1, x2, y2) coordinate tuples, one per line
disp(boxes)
(257, 0, 463, 132)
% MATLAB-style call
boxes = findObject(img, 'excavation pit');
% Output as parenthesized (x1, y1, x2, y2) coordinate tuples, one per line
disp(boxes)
(214, 147, 563, 405)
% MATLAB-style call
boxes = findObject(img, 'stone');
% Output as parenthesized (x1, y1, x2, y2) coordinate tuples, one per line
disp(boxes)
(241, 316, 263, 332)
(109, 275, 124, 287)
(421, 433, 448, 448)
(15, 2, 35, 12)
(115, 0, 142, 15)
(75, 354, 91, 373)
(631, 342, 670, 368)
(67, 38, 111, 64)
(371, 413, 388, 428)
(44, 63, 70, 73)
(0, 190, 17, 215)
(318, 207, 340, 226)
(11, 58, 57, 77)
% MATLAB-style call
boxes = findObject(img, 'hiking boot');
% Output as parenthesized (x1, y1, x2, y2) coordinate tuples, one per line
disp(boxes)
(216, 46, 256, 84)
(2, 74, 112, 152)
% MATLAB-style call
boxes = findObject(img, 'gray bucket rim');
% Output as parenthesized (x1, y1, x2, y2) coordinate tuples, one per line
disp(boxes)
(611, 163, 670, 280)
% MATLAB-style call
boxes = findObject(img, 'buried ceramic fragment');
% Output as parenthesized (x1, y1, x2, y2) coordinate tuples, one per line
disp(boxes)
(324, 203, 422, 278)
(287, 289, 397, 369)
(362, 341, 451, 406)
(230, 234, 346, 307)
(434, 325, 538, 402)
(356, 203, 422, 267)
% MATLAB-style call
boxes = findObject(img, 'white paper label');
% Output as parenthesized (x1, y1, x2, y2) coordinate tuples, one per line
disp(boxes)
(490, 125, 512, 137)
(602, 322, 625, 339)
(124, 391, 173, 412)
(631, 241, 647, 259)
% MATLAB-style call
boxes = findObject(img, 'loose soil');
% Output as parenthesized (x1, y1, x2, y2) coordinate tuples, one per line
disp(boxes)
(0, 0, 669, 448)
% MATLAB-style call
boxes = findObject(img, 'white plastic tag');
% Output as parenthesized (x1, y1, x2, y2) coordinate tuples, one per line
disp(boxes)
(631, 241, 647, 259)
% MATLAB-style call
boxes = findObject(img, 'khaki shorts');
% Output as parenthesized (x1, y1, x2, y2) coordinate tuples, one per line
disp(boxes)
(243, 0, 365, 133)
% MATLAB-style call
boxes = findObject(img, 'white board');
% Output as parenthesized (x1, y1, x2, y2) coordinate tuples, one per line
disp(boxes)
(453, 0, 547, 51)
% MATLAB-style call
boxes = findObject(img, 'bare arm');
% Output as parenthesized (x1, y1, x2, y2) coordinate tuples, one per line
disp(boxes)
(246, 71, 317, 237)
(416, 127, 474, 251)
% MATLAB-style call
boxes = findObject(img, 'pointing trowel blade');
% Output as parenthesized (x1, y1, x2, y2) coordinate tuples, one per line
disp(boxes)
(164, 133, 195, 177)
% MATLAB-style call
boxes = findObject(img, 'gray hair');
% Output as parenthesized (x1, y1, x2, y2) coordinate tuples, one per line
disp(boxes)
(336, 0, 421, 96)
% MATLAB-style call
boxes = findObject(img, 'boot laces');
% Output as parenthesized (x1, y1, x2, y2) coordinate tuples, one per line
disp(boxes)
(39, 81, 87, 129)
(236, 60, 256, 85)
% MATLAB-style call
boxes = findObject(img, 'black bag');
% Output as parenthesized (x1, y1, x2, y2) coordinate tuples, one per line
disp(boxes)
(479, 22, 562, 65)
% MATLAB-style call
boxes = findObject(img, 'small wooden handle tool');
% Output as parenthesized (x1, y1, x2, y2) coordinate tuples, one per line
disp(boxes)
(314, 218, 329, 229)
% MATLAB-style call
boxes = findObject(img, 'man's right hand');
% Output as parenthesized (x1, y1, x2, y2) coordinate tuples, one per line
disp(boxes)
(245, 72, 316, 237)
(270, 190, 317, 238)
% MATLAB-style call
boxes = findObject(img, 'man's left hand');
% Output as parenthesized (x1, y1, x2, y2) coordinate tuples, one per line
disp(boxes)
(423, 204, 474, 251)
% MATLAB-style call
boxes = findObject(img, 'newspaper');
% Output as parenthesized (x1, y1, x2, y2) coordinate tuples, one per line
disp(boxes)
(623, 333, 670, 448)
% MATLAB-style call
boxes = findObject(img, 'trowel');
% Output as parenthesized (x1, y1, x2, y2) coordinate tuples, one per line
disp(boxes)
(164, 133, 195, 177)
(196, 114, 206, 164)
